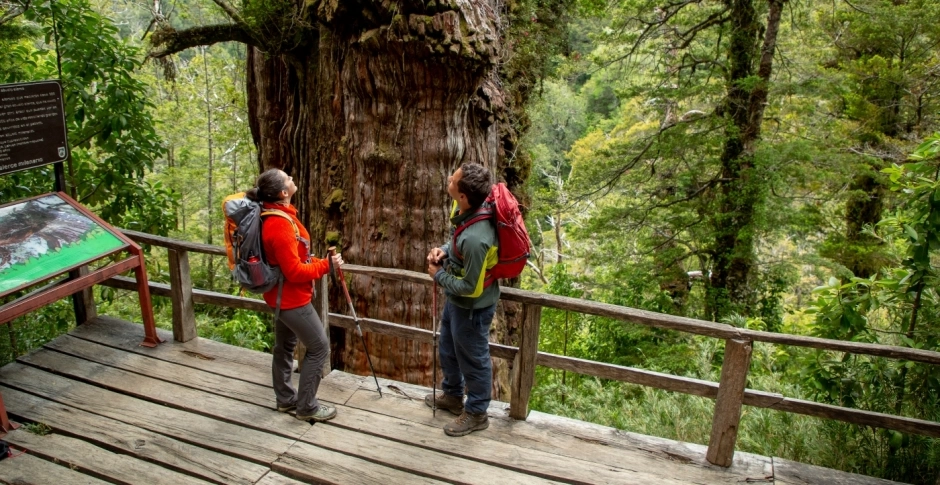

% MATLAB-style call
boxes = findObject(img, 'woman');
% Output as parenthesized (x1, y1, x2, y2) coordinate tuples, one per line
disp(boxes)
(246, 168, 341, 422)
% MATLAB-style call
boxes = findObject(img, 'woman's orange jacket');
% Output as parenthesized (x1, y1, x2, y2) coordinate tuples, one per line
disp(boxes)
(260, 202, 330, 310)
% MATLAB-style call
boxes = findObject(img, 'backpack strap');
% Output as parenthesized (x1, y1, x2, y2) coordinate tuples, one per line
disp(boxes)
(261, 209, 313, 300)
(272, 277, 285, 327)
(260, 210, 300, 238)
(451, 205, 494, 261)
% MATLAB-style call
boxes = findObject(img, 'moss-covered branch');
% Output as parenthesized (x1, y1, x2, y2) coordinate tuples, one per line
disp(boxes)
(149, 24, 257, 58)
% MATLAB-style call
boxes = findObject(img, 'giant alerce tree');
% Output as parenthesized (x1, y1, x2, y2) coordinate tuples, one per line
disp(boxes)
(150, 0, 541, 388)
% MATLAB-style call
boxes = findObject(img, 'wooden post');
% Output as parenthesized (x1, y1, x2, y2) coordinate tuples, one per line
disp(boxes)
(168, 248, 196, 342)
(315, 276, 331, 377)
(76, 265, 97, 324)
(706, 339, 753, 467)
(510, 303, 541, 420)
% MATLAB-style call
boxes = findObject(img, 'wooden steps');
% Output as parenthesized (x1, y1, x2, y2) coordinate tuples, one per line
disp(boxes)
(0, 316, 903, 484)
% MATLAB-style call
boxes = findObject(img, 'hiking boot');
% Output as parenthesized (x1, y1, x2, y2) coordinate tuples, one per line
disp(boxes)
(424, 392, 464, 415)
(444, 411, 488, 437)
(295, 404, 336, 423)
(276, 403, 297, 413)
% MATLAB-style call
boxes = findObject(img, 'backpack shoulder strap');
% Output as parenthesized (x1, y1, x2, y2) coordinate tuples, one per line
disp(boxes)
(451, 206, 494, 260)
(261, 209, 300, 238)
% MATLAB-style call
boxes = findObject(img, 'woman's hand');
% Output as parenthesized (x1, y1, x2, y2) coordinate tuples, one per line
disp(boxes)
(331, 252, 344, 268)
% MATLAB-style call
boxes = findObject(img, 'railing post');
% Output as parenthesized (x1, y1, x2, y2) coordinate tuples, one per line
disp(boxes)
(168, 248, 196, 342)
(315, 276, 331, 377)
(76, 265, 97, 324)
(706, 339, 753, 467)
(510, 303, 541, 420)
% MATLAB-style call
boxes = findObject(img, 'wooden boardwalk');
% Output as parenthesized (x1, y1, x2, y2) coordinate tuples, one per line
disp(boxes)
(0, 316, 900, 485)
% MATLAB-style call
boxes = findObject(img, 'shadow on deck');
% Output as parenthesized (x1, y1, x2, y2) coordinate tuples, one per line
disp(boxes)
(0, 316, 901, 485)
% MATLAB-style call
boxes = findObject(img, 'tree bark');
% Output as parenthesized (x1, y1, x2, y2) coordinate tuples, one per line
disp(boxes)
(245, 2, 517, 391)
(707, 0, 785, 320)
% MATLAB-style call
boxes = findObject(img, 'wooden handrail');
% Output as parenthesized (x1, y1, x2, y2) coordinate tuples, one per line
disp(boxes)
(337, 265, 940, 366)
(113, 230, 940, 466)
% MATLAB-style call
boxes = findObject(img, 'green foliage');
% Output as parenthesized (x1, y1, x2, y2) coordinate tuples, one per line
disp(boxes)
(796, 137, 940, 482)
(0, 0, 177, 237)
(0, 299, 74, 366)
(202, 309, 273, 352)
(22, 421, 52, 436)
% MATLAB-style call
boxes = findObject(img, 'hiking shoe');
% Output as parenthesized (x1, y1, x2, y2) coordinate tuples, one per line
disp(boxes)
(444, 411, 488, 437)
(424, 392, 464, 415)
(295, 404, 337, 423)
(277, 403, 297, 413)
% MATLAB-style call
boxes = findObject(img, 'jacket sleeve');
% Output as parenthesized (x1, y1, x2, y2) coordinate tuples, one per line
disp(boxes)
(435, 236, 492, 298)
(264, 217, 330, 283)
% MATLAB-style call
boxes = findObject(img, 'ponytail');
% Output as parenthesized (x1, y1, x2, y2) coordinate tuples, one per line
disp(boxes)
(248, 168, 286, 203)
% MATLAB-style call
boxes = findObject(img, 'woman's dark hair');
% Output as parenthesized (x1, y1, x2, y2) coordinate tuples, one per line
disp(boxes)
(245, 169, 287, 202)
(457, 163, 493, 209)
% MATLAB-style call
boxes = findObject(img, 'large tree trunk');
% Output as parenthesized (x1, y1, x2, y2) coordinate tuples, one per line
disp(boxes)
(707, 0, 785, 320)
(246, 2, 518, 393)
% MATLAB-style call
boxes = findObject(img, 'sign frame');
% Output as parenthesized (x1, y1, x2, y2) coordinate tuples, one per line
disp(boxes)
(0, 192, 162, 349)
(0, 192, 129, 298)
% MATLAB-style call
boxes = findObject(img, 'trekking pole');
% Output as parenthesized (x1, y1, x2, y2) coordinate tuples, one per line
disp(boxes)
(431, 281, 439, 417)
(328, 247, 382, 397)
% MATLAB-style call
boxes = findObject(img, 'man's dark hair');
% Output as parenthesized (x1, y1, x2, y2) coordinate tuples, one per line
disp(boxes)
(457, 163, 493, 209)
(246, 169, 287, 203)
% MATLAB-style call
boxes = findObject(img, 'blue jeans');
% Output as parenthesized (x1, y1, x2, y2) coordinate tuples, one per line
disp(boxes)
(438, 301, 496, 414)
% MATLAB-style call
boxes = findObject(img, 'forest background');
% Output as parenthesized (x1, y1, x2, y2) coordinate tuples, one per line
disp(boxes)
(0, 0, 939, 482)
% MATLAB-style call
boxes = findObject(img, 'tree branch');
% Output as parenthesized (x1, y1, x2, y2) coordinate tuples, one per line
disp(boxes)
(676, 9, 728, 49)
(0, 0, 29, 26)
(149, 24, 257, 58)
(210, 0, 248, 26)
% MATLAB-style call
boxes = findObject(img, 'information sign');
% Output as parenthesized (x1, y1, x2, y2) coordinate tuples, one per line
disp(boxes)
(0, 193, 127, 298)
(0, 80, 69, 176)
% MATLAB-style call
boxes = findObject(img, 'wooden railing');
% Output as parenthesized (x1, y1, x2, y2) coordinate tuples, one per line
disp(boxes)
(101, 230, 940, 467)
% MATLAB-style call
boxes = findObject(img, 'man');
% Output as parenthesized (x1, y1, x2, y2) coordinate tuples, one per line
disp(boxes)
(425, 163, 499, 437)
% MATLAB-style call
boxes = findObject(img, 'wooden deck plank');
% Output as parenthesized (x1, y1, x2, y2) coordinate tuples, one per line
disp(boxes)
(254, 471, 312, 485)
(18, 345, 311, 440)
(1, 317, 904, 485)
(341, 382, 776, 484)
(297, 423, 562, 485)
(70, 316, 272, 384)
(0, 386, 270, 485)
(45, 335, 273, 407)
(772, 458, 902, 485)
(273, 440, 447, 485)
(524, 410, 773, 481)
(325, 399, 680, 485)
(70, 316, 359, 405)
(0, 452, 111, 485)
(0, 362, 294, 464)
(3, 427, 213, 485)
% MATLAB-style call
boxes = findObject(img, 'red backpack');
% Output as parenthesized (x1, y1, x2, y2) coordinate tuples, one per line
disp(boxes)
(452, 183, 531, 287)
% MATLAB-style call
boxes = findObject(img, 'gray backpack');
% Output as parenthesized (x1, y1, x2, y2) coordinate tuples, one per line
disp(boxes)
(223, 193, 299, 320)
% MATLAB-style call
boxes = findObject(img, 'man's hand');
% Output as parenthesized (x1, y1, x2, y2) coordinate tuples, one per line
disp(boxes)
(427, 247, 446, 265)
(427, 261, 442, 279)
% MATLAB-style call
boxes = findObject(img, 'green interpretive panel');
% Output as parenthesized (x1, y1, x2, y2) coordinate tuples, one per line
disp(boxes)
(0, 194, 126, 297)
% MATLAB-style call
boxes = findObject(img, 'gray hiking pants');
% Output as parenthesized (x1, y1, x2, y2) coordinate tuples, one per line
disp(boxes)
(272, 303, 329, 415)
